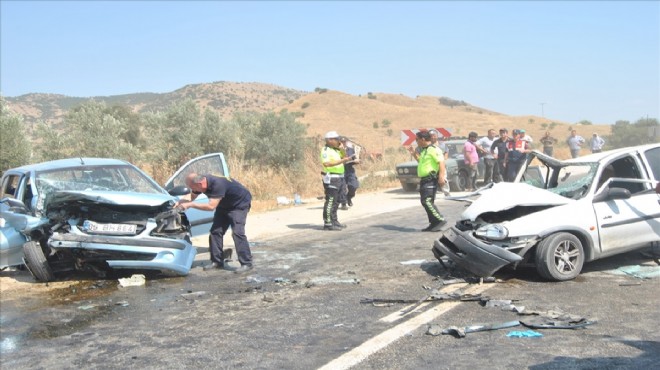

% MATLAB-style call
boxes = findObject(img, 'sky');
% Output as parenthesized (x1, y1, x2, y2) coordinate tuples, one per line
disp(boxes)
(1, 1, 658, 125)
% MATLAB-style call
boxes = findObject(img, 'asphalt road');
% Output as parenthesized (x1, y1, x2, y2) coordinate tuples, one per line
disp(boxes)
(1, 189, 659, 369)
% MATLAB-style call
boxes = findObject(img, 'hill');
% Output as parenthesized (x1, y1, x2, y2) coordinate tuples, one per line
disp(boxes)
(4, 82, 611, 155)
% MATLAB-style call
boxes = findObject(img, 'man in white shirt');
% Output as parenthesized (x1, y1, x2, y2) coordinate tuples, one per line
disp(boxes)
(590, 133, 605, 153)
(476, 129, 499, 184)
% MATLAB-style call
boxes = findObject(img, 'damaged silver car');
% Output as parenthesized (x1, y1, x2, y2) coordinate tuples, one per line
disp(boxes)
(0, 154, 228, 281)
(433, 144, 660, 281)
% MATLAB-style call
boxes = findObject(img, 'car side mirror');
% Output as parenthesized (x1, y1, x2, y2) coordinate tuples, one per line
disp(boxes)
(0, 197, 29, 214)
(168, 185, 191, 196)
(593, 187, 631, 203)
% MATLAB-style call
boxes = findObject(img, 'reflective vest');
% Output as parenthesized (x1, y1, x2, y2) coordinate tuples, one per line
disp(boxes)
(321, 146, 345, 174)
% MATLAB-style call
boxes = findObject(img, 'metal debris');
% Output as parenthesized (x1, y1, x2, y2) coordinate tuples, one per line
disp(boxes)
(430, 320, 522, 338)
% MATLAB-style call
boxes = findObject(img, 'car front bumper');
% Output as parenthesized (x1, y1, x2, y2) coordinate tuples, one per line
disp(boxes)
(432, 226, 523, 277)
(48, 231, 196, 276)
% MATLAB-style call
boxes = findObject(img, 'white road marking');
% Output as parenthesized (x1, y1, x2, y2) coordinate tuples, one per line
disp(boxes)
(318, 283, 493, 370)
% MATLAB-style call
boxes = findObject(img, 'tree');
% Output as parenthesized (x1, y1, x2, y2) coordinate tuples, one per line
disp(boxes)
(147, 99, 205, 168)
(0, 98, 32, 172)
(240, 110, 310, 170)
(34, 100, 138, 162)
(606, 117, 659, 149)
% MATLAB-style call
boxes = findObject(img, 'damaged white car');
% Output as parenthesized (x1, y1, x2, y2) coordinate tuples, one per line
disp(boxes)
(0, 154, 227, 281)
(433, 144, 660, 281)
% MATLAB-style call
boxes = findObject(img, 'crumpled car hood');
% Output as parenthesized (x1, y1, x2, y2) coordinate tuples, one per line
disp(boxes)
(45, 190, 175, 213)
(462, 182, 573, 221)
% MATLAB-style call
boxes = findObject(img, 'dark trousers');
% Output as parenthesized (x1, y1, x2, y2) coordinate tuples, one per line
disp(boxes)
(543, 147, 554, 157)
(419, 177, 444, 224)
(483, 158, 498, 184)
(496, 158, 506, 182)
(339, 172, 359, 205)
(209, 207, 252, 266)
(506, 160, 524, 182)
(323, 177, 342, 225)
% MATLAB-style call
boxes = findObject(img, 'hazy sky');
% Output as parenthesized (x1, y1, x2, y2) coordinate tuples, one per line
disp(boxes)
(1, 1, 658, 124)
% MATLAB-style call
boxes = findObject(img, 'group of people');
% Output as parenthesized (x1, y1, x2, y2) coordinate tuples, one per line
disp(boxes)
(565, 130, 605, 158)
(466, 128, 533, 185)
(467, 128, 608, 186)
(173, 127, 611, 271)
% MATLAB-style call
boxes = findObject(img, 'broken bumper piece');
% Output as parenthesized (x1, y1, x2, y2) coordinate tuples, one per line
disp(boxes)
(432, 226, 523, 277)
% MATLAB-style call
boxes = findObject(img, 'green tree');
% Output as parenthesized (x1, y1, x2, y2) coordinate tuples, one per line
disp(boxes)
(149, 99, 205, 168)
(240, 110, 310, 170)
(606, 117, 659, 148)
(34, 100, 138, 162)
(0, 98, 32, 172)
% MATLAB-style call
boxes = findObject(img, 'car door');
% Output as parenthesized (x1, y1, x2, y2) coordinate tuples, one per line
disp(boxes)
(592, 153, 660, 257)
(0, 172, 42, 267)
(164, 153, 229, 236)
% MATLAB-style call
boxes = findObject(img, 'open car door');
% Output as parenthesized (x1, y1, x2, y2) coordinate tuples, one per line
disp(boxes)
(164, 153, 229, 236)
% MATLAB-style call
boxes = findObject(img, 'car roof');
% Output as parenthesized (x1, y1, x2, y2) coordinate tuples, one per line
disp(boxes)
(11, 158, 131, 173)
(562, 143, 660, 164)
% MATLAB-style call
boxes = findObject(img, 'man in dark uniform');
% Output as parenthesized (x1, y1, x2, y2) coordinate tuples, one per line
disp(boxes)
(338, 136, 360, 209)
(176, 173, 253, 273)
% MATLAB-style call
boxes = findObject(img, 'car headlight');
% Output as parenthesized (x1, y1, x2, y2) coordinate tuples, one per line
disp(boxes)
(403, 168, 410, 174)
(475, 224, 508, 240)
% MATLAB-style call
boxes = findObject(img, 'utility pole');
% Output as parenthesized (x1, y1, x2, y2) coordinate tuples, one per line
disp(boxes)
(540, 103, 546, 118)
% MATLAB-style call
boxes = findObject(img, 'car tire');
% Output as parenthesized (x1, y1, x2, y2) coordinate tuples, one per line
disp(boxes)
(450, 170, 469, 192)
(23, 241, 55, 282)
(402, 182, 417, 192)
(534, 232, 584, 281)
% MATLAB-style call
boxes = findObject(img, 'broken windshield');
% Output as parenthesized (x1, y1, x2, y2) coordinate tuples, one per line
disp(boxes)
(546, 163, 598, 199)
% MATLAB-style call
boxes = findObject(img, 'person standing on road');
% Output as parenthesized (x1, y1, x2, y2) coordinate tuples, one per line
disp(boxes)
(567, 130, 585, 158)
(476, 129, 498, 184)
(176, 173, 254, 273)
(414, 131, 447, 232)
(491, 128, 509, 182)
(338, 136, 360, 209)
(321, 131, 354, 231)
(463, 132, 480, 191)
(540, 131, 558, 157)
(590, 133, 605, 153)
(504, 129, 531, 182)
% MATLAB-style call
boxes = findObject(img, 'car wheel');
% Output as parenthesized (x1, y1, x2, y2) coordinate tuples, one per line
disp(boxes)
(402, 182, 417, 192)
(23, 241, 55, 282)
(450, 170, 469, 192)
(534, 232, 584, 281)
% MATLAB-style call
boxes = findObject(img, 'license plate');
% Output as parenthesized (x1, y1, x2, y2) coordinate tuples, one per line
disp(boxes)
(83, 220, 137, 235)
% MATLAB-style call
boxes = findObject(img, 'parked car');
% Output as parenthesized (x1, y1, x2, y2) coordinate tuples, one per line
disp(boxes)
(0, 153, 228, 281)
(396, 139, 485, 192)
(432, 144, 660, 281)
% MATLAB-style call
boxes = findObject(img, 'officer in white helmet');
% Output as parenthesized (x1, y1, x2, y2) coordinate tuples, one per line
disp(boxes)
(320, 131, 354, 230)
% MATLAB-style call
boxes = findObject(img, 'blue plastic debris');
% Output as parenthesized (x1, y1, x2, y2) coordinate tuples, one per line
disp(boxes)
(507, 330, 543, 338)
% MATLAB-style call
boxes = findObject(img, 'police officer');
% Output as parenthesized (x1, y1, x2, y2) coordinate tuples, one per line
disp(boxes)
(413, 131, 447, 232)
(338, 136, 360, 209)
(320, 131, 354, 231)
(176, 172, 254, 273)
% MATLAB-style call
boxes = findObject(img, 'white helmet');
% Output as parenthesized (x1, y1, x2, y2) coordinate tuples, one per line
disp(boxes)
(325, 131, 340, 139)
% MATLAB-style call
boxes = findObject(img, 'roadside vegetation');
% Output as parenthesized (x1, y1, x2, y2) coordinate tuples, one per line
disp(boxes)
(1, 97, 657, 211)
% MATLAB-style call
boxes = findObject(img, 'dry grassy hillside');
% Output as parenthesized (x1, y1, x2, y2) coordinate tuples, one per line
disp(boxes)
(282, 90, 611, 159)
(5, 82, 613, 161)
